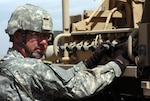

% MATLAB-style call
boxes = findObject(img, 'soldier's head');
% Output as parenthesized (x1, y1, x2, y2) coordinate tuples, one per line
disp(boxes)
(5, 4, 53, 59)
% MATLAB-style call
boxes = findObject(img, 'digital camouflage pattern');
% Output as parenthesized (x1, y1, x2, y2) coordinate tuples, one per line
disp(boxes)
(0, 48, 122, 101)
(5, 4, 53, 35)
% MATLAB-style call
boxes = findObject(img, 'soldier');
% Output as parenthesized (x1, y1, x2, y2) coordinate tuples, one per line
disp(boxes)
(0, 4, 130, 101)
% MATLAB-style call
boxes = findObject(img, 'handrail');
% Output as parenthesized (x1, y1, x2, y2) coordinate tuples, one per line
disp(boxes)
(128, 29, 138, 61)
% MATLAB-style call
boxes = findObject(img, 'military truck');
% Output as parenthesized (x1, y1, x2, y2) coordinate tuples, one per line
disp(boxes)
(45, 0, 150, 100)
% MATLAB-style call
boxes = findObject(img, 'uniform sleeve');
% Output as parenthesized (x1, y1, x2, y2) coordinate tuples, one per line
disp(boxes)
(0, 58, 122, 99)
(64, 61, 122, 98)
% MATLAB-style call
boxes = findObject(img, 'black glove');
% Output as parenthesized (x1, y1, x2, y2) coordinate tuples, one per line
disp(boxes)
(105, 43, 117, 57)
(84, 43, 113, 69)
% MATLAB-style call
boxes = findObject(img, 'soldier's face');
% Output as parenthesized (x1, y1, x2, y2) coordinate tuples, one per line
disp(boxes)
(25, 31, 49, 58)
(13, 31, 49, 58)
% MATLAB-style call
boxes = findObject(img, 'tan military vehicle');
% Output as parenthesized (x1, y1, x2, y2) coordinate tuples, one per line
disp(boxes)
(46, 0, 150, 100)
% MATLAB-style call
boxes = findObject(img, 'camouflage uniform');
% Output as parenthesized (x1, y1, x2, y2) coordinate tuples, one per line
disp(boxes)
(0, 48, 122, 101)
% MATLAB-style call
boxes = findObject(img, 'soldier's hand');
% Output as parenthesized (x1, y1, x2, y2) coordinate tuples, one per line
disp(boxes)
(84, 43, 115, 69)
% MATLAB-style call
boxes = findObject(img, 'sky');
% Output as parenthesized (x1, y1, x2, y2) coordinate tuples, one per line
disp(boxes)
(0, 0, 101, 57)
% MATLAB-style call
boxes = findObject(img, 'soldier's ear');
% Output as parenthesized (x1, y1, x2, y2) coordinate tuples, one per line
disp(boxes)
(13, 31, 22, 42)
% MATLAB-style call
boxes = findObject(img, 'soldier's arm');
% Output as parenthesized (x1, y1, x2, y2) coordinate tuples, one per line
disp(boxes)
(0, 57, 124, 99)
